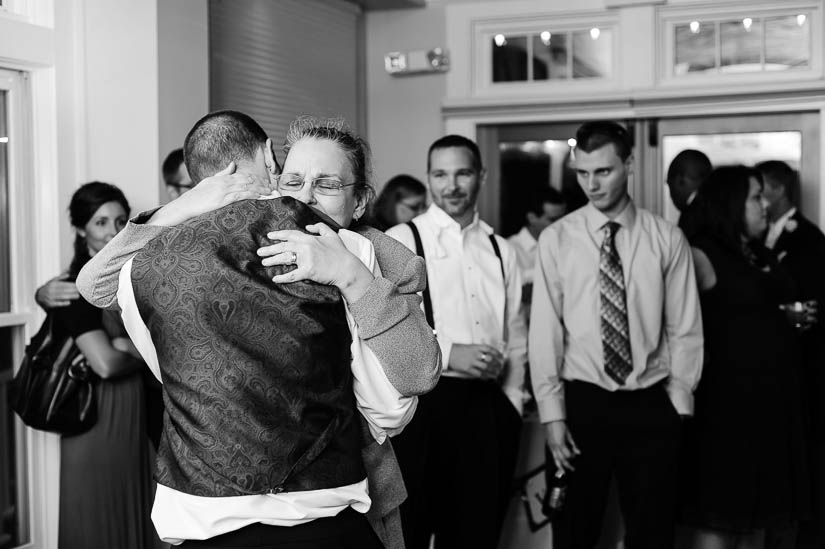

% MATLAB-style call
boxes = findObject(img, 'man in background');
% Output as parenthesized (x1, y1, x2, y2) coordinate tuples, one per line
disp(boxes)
(666, 149, 712, 239)
(758, 160, 825, 549)
(508, 186, 567, 312)
(531, 121, 703, 548)
(162, 147, 193, 200)
(387, 134, 527, 549)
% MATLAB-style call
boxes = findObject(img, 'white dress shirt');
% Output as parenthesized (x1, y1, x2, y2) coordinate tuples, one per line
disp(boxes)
(386, 204, 528, 413)
(507, 226, 538, 285)
(117, 229, 416, 545)
(765, 206, 797, 250)
(529, 201, 704, 423)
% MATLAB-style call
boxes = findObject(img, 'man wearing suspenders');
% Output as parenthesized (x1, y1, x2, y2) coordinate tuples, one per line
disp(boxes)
(386, 135, 528, 549)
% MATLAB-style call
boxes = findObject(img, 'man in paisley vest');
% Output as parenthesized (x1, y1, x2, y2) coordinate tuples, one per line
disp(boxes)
(78, 111, 441, 548)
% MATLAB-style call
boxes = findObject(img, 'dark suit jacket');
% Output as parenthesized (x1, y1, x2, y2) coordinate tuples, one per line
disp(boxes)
(772, 210, 825, 439)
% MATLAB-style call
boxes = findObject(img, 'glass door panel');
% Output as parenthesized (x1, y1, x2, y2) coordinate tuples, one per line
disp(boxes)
(655, 113, 819, 227)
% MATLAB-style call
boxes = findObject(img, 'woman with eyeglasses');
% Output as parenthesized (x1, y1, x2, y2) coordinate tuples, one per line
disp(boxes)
(365, 174, 428, 231)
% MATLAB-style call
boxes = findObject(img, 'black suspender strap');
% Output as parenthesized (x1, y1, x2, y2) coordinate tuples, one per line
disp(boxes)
(488, 234, 509, 344)
(406, 221, 508, 341)
(488, 234, 505, 282)
(406, 221, 435, 332)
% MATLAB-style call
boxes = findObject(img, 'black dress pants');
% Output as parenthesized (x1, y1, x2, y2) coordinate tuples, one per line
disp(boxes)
(551, 380, 682, 549)
(393, 377, 522, 549)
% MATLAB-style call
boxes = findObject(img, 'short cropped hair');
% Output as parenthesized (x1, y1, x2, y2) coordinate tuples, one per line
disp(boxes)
(575, 121, 633, 161)
(183, 110, 268, 185)
(667, 149, 712, 185)
(756, 160, 799, 206)
(161, 148, 185, 186)
(427, 135, 483, 173)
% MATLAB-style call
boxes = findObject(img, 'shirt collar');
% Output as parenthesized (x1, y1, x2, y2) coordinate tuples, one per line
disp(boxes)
(774, 206, 797, 229)
(427, 203, 493, 235)
(583, 199, 637, 236)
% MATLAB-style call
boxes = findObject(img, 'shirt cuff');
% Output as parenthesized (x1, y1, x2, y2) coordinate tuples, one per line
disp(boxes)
(536, 394, 566, 423)
(666, 384, 694, 416)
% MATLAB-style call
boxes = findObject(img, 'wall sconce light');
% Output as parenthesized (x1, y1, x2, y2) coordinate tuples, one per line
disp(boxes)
(385, 47, 450, 76)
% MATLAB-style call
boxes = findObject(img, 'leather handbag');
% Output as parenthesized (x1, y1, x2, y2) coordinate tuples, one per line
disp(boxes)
(10, 313, 98, 436)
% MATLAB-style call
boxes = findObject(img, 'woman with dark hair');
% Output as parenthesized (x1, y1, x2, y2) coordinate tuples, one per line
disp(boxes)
(367, 174, 427, 231)
(57, 182, 157, 549)
(681, 166, 809, 548)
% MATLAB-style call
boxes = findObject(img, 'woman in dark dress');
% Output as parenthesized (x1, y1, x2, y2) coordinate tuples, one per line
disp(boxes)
(56, 182, 157, 549)
(682, 166, 809, 549)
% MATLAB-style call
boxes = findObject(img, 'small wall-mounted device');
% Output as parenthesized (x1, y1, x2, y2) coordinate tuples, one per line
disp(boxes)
(385, 47, 449, 76)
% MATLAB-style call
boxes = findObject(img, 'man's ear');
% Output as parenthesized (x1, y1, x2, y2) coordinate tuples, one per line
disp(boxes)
(479, 167, 488, 186)
(625, 154, 635, 177)
(264, 138, 281, 175)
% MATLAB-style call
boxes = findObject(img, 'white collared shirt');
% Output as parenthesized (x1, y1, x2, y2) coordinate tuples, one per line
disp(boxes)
(529, 201, 704, 422)
(765, 207, 797, 250)
(117, 229, 416, 545)
(386, 204, 528, 413)
(507, 226, 538, 285)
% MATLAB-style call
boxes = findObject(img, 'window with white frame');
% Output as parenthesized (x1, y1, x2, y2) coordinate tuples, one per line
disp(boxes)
(660, 3, 821, 83)
(491, 26, 614, 83)
(674, 14, 810, 75)
(0, 69, 33, 549)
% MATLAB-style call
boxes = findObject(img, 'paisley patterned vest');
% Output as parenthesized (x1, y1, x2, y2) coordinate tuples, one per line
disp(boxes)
(130, 197, 365, 497)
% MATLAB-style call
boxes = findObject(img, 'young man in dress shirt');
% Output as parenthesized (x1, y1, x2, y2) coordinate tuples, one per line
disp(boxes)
(757, 160, 825, 549)
(507, 186, 567, 312)
(386, 135, 528, 549)
(530, 121, 703, 549)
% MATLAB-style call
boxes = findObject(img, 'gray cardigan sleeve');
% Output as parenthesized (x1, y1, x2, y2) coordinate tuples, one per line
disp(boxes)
(76, 209, 168, 310)
(351, 227, 442, 397)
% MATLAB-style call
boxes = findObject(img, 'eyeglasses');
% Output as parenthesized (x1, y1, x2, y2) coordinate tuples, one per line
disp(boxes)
(275, 174, 356, 196)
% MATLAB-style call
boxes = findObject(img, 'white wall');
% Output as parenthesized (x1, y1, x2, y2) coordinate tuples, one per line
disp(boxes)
(51, 0, 209, 268)
(82, 0, 161, 217)
(365, 5, 446, 186)
(158, 0, 209, 196)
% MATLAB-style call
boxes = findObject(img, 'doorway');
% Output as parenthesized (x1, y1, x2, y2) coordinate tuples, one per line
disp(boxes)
(477, 112, 820, 234)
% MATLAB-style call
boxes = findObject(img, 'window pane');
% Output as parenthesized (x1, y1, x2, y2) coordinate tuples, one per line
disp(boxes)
(721, 18, 763, 72)
(1, 325, 26, 548)
(675, 21, 716, 75)
(492, 35, 528, 82)
(0, 92, 7, 313)
(532, 33, 569, 80)
(572, 28, 611, 79)
(765, 15, 810, 70)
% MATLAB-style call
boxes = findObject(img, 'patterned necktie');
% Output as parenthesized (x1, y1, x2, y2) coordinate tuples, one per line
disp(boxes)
(600, 221, 632, 385)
